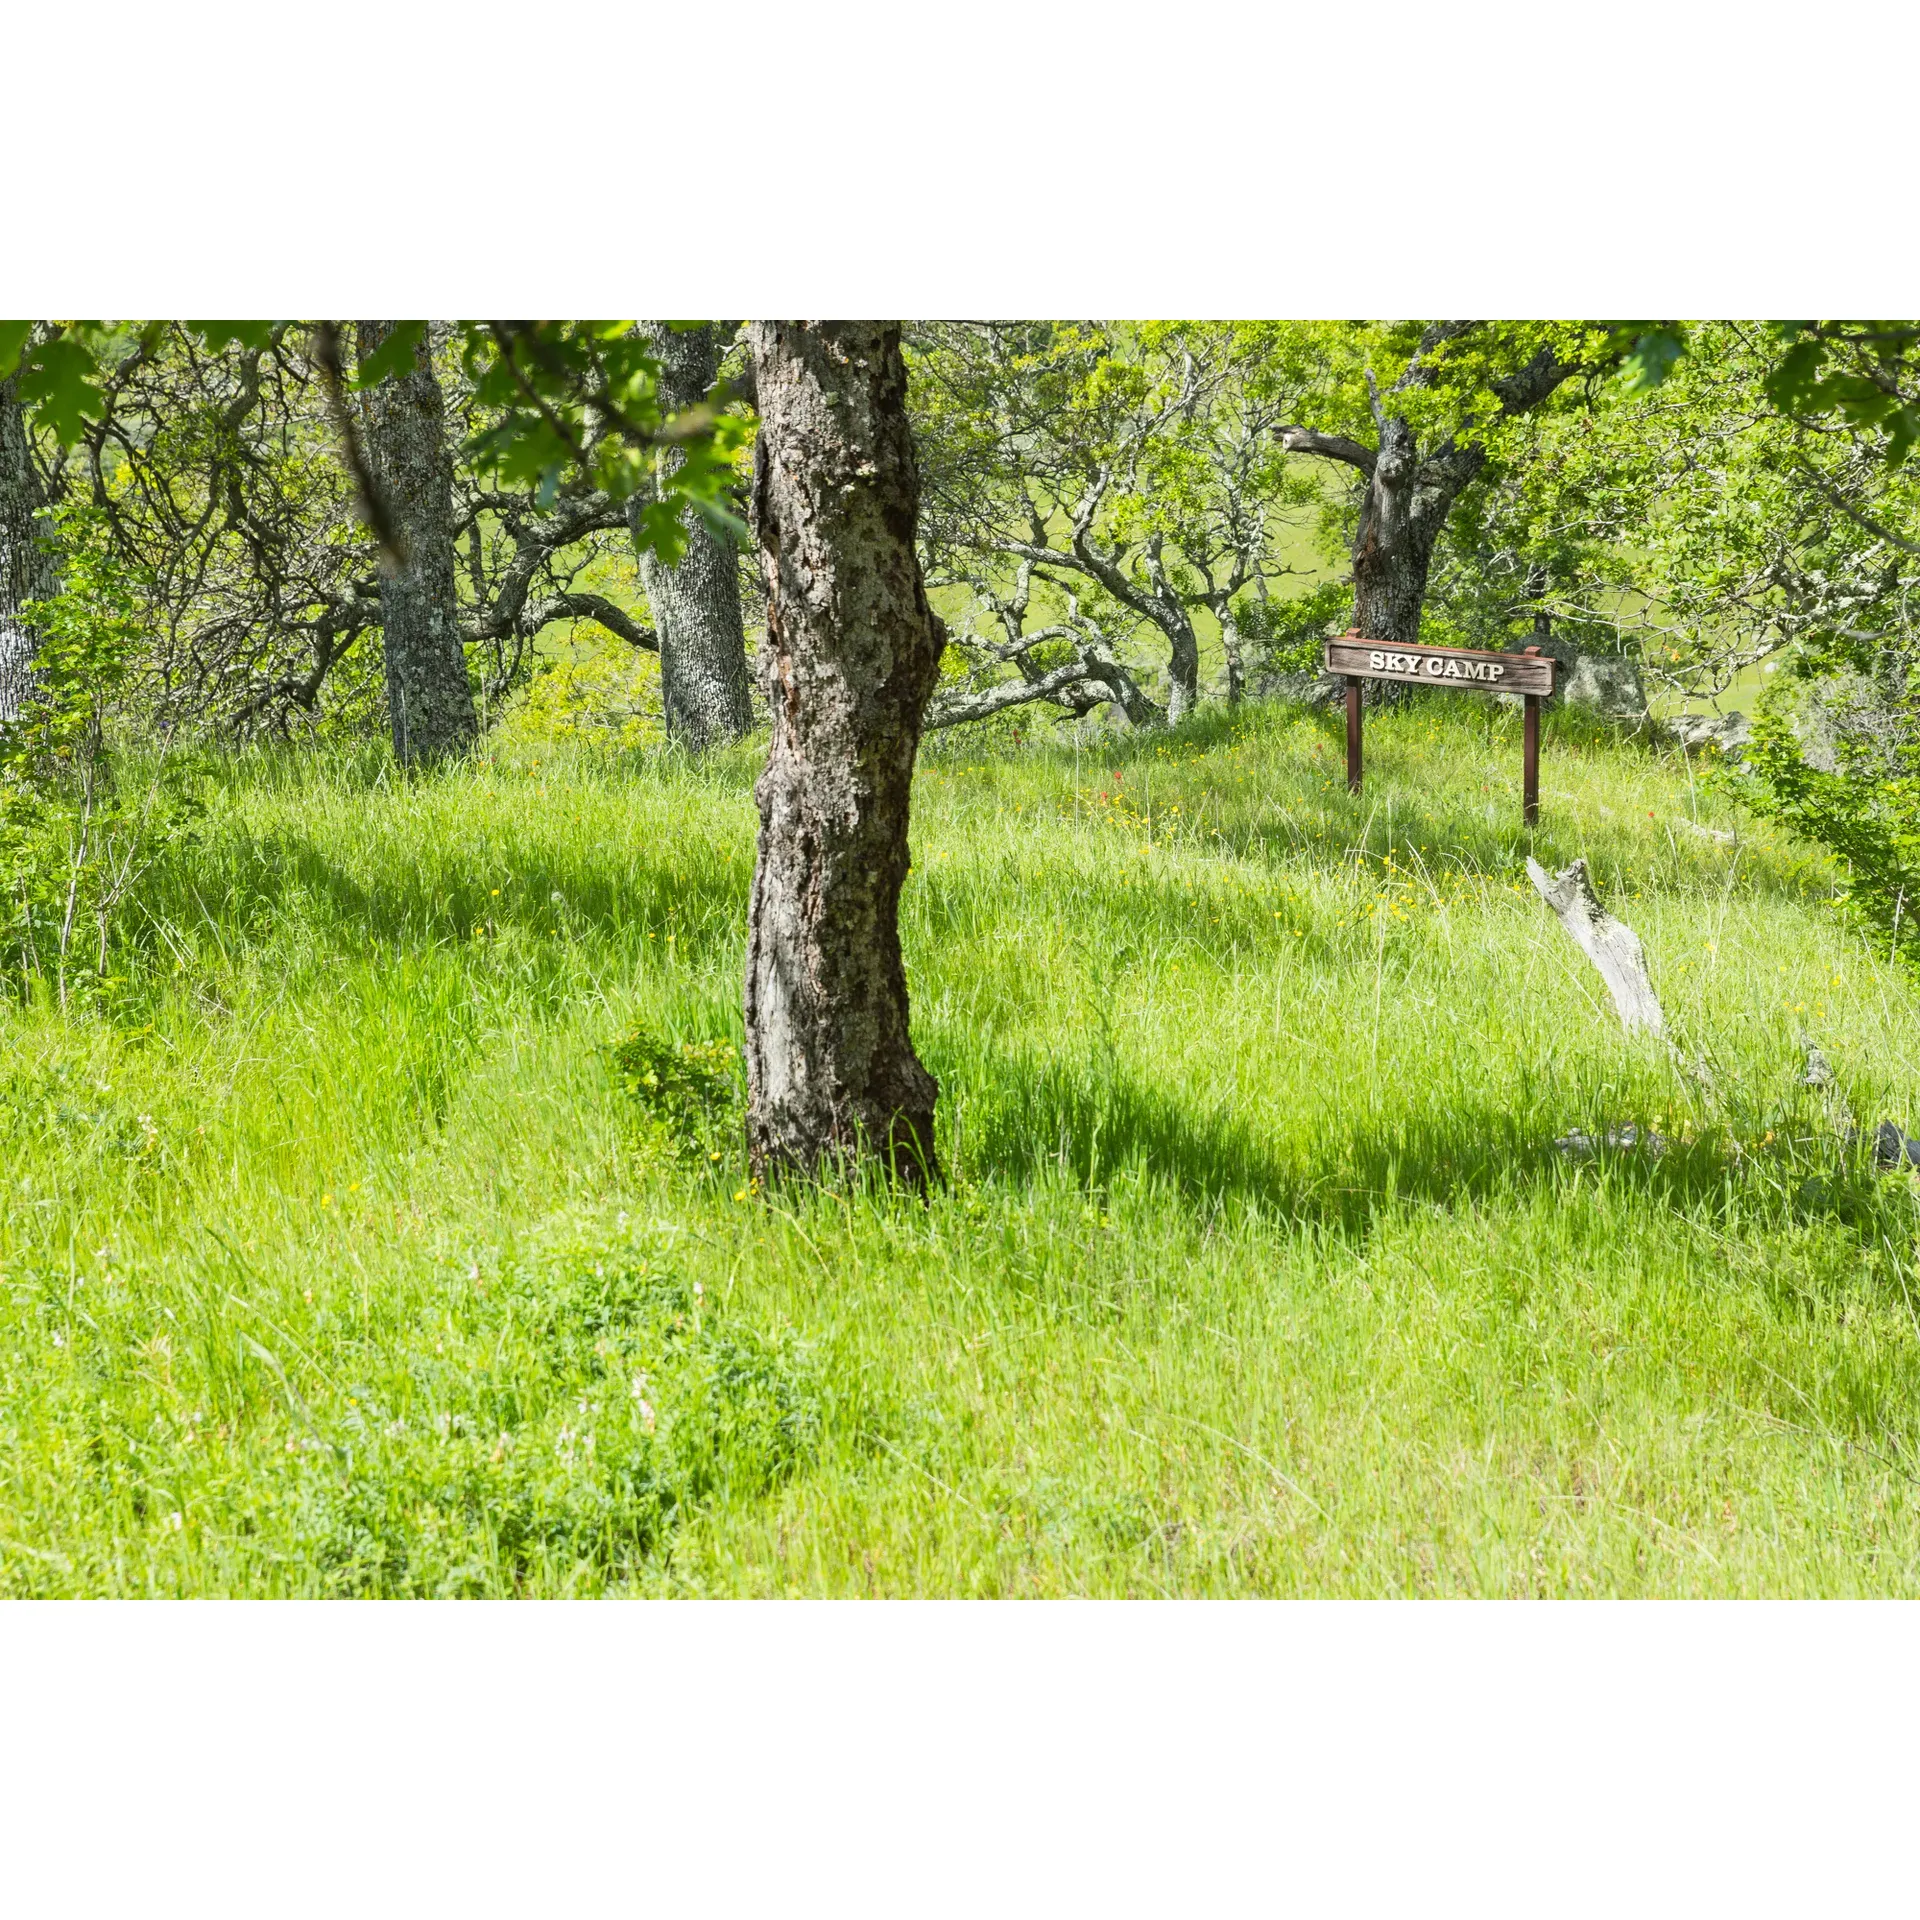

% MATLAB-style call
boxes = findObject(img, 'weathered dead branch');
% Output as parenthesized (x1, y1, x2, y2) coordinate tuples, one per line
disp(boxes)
(1525, 856, 1667, 1035)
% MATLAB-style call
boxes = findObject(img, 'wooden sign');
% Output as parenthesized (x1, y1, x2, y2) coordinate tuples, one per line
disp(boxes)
(1322, 632, 1556, 825)
(1324, 637, 1555, 698)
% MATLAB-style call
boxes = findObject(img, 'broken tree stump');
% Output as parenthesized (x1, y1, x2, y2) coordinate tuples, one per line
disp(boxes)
(1525, 856, 1667, 1036)
(1800, 1039, 1857, 1136)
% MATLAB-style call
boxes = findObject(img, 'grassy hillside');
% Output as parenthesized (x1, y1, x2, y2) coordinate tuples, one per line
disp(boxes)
(4, 697, 1919, 1596)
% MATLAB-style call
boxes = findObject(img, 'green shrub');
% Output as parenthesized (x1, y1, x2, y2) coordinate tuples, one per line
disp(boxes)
(2, 509, 203, 1008)
(611, 1025, 743, 1164)
(1238, 580, 1352, 677)
(289, 1206, 820, 1595)
(1740, 694, 1920, 971)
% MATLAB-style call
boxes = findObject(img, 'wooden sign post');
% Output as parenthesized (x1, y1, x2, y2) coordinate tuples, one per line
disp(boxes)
(1323, 632, 1557, 825)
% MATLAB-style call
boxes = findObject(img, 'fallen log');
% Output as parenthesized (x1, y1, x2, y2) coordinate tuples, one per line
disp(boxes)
(1554, 1124, 1667, 1159)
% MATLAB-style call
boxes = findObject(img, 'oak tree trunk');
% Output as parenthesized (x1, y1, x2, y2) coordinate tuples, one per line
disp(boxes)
(1351, 418, 1457, 651)
(1164, 614, 1201, 722)
(634, 323, 754, 751)
(1140, 537, 1200, 722)
(1219, 604, 1246, 708)
(356, 322, 476, 768)
(743, 321, 945, 1186)
(0, 375, 55, 724)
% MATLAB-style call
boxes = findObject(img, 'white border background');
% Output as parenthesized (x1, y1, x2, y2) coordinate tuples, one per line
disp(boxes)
(7, 1601, 1918, 1913)
(5, 0, 1919, 1907)
(10, 0, 1915, 315)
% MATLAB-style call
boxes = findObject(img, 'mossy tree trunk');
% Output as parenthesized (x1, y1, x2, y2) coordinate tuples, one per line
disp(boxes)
(0, 374, 55, 724)
(634, 323, 754, 751)
(356, 322, 476, 768)
(743, 321, 945, 1186)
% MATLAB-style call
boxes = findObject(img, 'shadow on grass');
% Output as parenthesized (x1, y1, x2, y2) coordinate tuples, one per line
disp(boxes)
(940, 1039, 1901, 1247)
(136, 827, 749, 965)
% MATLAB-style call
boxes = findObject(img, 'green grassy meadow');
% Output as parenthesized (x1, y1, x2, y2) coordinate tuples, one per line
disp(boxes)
(7, 696, 1920, 1596)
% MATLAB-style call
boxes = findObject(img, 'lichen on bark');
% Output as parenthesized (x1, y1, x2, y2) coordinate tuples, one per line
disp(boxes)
(634, 323, 754, 752)
(356, 322, 476, 768)
(743, 322, 945, 1186)
(0, 374, 55, 724)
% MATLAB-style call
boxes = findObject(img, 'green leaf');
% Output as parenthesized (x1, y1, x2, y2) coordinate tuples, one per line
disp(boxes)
(1618, 327, 1686, 394)
(16, 334, 108, 444)
(188, 322, 279, 354)
(0, 320, 33, 383)
(351, 321, 428, 391)
(457, 321, 702, 507)
(1764, 337, 1826, 413)
(629, 497, 690, 567)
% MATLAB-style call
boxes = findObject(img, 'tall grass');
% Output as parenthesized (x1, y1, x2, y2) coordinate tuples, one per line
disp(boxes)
(4, 697, 1919, 1594)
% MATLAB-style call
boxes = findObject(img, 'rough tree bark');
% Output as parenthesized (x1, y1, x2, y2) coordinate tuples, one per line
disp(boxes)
(0, 374, 55, 723)
(356, 322, 476, 767)
(743, 321, 946, 1185)
(633, 323, 754, 750)
(1141, 536, 1203, 721)
(1217, 572, 1258, 709)
(1351, 417, 1449, 649)
(1278, 413, 1485, 652)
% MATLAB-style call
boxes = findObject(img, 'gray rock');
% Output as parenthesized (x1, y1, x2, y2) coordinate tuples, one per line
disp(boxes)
(1669, 710, 1751, 760)
(1873, 1121, 1920, 1171)
(1558, 651, 1650, 724)
(1496, 646, 1650, 725)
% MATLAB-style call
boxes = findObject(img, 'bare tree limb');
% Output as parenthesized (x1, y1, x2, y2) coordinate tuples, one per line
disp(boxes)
(1277, 427, 1377, 474)
(926, 659, 1115, 728)
(1789, 455, 1920, 558)
(522, 591, 658, 652)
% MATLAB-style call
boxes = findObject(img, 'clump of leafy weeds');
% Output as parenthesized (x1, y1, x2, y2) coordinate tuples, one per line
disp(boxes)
(292, 1206, 821, 1595)
(611, 1025, 743, 1166)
